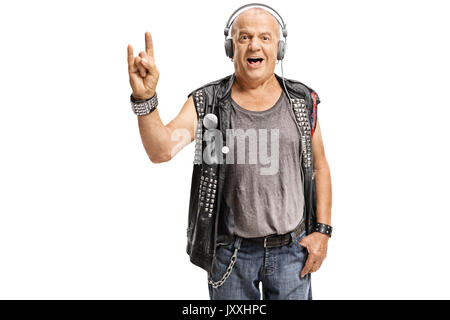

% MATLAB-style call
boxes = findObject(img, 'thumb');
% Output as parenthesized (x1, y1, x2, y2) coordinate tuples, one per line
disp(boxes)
(299, 237, 308, 249)
(140, 56, 157, 73)
(140, 58, 149, 69)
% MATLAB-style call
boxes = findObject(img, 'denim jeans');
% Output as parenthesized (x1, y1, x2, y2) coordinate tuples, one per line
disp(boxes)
(208, 230, 312, 300)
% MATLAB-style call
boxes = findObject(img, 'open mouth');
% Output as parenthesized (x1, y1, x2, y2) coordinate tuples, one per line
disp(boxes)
(247, 57, 264, 67)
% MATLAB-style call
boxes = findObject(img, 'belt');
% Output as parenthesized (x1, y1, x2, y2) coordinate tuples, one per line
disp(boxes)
(242, 219, 305, 248)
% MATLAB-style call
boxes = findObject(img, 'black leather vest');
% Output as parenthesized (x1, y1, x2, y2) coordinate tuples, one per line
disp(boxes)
(185, 73, 320, 272)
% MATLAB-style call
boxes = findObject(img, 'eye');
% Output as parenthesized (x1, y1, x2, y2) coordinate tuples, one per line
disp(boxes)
(263, 36, 269, 41)
(240, 35, 248, 40)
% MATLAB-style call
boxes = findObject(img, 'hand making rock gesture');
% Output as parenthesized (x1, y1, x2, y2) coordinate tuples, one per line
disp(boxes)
(127, 32, 160, 100)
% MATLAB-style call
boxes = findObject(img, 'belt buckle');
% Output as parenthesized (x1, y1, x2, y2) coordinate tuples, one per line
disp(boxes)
(264, 235, 275, 248)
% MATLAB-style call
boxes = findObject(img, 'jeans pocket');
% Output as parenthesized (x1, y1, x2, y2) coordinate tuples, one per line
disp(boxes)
(293, 231, 307, 250)
(209, 238, 240, 286)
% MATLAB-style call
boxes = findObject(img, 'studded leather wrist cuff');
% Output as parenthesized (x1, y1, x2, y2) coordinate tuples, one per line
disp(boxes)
(314, 222, 332, 237)
(130, 92, 158, 116)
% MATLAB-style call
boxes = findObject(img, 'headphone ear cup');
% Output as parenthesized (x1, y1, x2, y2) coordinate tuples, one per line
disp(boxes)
(224, 39, 233, 59)
(277, 40, 286, 60)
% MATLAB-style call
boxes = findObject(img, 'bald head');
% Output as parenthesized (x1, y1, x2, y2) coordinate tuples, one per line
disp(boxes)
(230, 7, 280, 41)
(229, 7, 282, 82)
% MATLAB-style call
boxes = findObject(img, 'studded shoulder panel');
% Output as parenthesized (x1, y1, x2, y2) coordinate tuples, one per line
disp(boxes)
(291, 97, 313, 168)
(193, 90, 205, 165)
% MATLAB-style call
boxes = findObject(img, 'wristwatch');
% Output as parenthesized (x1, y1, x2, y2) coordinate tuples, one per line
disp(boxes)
(130, 92, 158, 116)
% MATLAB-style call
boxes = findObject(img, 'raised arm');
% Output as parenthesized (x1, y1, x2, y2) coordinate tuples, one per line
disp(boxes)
(127, 32, 198, 163)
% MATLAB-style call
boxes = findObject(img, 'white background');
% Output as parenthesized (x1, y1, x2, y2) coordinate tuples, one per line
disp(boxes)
(0, 0, 449, 299)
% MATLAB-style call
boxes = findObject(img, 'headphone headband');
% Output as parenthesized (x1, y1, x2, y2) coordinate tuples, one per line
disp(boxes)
(224, 3, 287, 39)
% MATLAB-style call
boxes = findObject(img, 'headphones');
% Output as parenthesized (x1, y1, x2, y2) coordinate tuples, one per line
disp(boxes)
(224, 3, 288, 61)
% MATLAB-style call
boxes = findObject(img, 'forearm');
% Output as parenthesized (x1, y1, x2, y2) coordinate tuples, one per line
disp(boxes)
(314, 163, 332, 225)
(137, 109, 171, 163)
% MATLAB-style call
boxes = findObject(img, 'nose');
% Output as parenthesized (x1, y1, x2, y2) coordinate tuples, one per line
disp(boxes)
(248, 37, 262, 51)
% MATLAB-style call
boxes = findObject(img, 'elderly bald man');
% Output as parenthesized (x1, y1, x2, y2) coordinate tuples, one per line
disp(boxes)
(127, 4, 332, 300)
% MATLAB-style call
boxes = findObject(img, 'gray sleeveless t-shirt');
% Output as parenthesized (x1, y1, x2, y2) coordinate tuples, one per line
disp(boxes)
(223, 91, 305, 238)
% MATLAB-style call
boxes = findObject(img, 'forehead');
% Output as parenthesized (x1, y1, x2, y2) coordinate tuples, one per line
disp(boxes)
(232, 8, 280, 35)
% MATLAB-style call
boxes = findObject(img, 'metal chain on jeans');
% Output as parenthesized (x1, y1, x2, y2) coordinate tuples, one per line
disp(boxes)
(208, 246, 239, 289)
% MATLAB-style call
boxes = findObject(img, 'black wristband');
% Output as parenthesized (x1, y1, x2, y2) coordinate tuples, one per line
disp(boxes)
(130, 92, 156, 103)
(314, 222, 332, 237)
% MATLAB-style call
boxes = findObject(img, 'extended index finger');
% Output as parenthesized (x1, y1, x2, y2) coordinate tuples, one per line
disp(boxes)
(145, 32, 154, 57)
